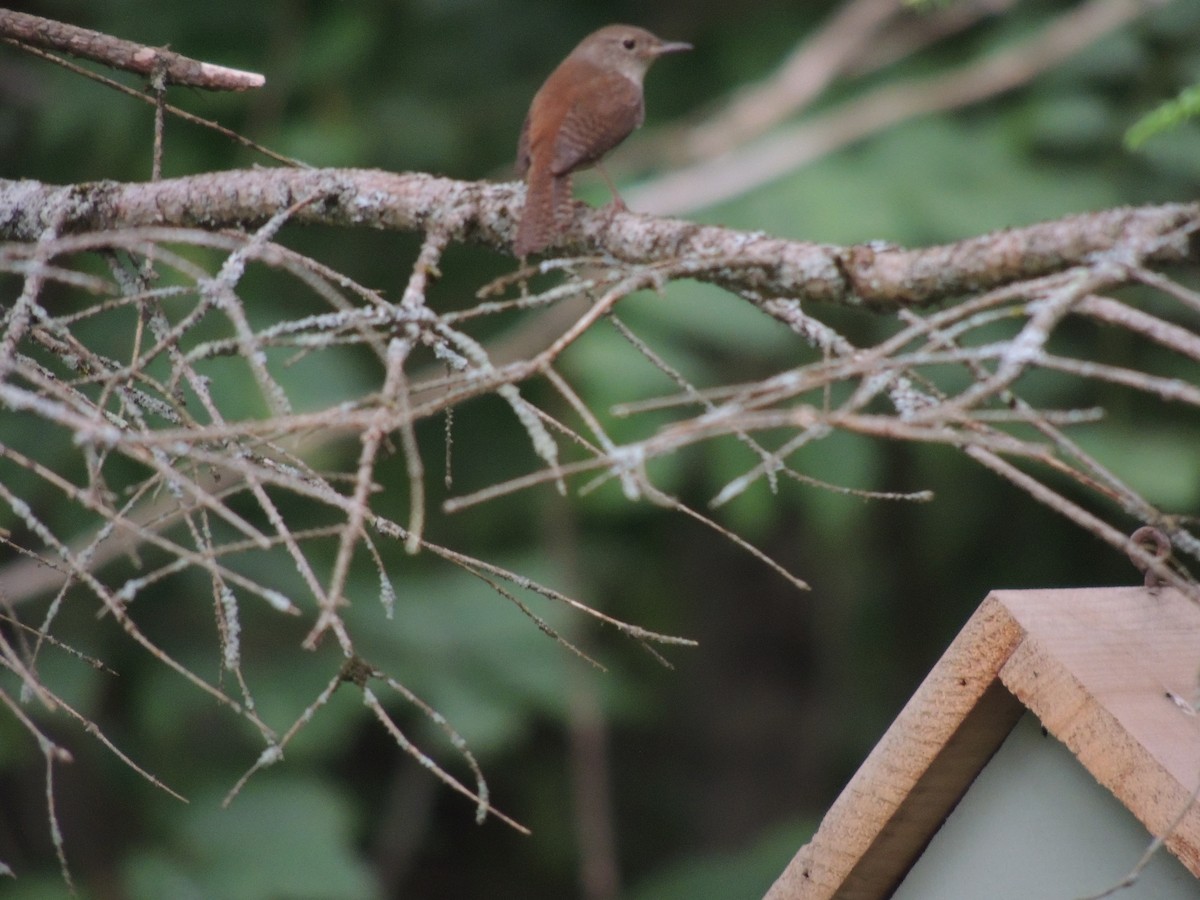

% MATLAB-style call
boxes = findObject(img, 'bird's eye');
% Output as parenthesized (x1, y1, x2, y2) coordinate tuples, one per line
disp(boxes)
(622, 37, 636, 50)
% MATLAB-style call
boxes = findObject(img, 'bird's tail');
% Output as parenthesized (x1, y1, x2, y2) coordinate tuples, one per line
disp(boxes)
(514, 172, 572, 257)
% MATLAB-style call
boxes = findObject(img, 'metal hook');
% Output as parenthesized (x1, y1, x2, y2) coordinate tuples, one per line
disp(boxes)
(1126, 525, 1171, 588)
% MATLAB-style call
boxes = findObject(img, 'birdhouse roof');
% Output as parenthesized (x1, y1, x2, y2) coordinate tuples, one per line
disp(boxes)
(765, 586, 1200, 899)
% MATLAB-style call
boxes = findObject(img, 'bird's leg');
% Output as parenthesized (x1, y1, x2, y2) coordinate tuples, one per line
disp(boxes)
(594, 163, 627, 212)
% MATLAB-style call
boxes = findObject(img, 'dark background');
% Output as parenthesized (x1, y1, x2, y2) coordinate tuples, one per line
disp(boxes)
(1, 1, 1199, 897)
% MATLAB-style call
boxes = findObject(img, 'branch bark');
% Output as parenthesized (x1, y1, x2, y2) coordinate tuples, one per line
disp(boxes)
(1, 170, 1196, 310)
(0, 9, 265, 91)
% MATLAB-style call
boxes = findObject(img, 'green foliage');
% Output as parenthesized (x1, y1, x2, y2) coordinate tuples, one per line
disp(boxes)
(124, 778, 379, 900)
(708, 106, 1125, 245)
(1075, 426, 1200, 510)
(343, 559, 585, 754)
(2, 2, 1199, 898)
(1125, 82, 1200, 150)
(627, 821, 816, 900)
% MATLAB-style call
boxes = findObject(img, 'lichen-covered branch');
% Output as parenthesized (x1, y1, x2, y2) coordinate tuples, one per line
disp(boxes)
(1, 162, 1198, 887)
(1, 170, 1196, 309)
(0, 9, 265, 90)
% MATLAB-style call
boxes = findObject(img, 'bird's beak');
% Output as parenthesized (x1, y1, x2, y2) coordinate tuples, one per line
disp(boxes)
(655, 40, 693, 56)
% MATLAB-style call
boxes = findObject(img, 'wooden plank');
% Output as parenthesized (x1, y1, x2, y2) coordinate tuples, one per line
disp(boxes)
(765, 586, 1200, 899)
(995, 586, 1200, 877)
(764, 594, 1025, 900)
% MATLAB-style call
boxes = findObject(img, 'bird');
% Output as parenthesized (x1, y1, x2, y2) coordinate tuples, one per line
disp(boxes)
(514, 24, 691, 258)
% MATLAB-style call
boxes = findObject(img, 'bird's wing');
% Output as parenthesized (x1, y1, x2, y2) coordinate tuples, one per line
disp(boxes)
(550, 72, 644, 176)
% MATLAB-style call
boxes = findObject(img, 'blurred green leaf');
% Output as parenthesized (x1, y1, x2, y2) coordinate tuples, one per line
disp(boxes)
(709, 115, 1122, 245)
(4, 4, 1200, 897)
(124, 777, 378, 900)
(1075, 426, 1200, 510)
(628, 820, 815, 900)
(344, 556, 593, 754)
(1125, 84, 1200, 150)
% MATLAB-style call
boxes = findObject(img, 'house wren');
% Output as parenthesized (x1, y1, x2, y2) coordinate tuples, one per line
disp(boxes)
(514, 24, 691, 257)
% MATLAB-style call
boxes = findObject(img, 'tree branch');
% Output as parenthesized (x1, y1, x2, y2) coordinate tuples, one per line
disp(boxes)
(0, 9, 265, 91)
(1, 171, 1196, 310)
(629, 0, 1147, 215)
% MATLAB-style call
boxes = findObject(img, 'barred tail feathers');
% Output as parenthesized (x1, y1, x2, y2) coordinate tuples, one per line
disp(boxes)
(514, 169, 572, 257)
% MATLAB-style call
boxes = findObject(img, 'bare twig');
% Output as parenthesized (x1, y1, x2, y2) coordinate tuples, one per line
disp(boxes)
(4, 42, 303, 167)
(3, 6, 1200, 881)
(629, 0, 1151, 214)
(0, 9, 265, 90)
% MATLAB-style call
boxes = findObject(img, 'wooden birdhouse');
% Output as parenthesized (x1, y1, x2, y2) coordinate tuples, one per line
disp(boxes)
(765, 587, 1200, 900)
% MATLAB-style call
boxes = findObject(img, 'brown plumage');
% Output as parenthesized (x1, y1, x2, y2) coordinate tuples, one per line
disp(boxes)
(514, 25, 690, 258)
